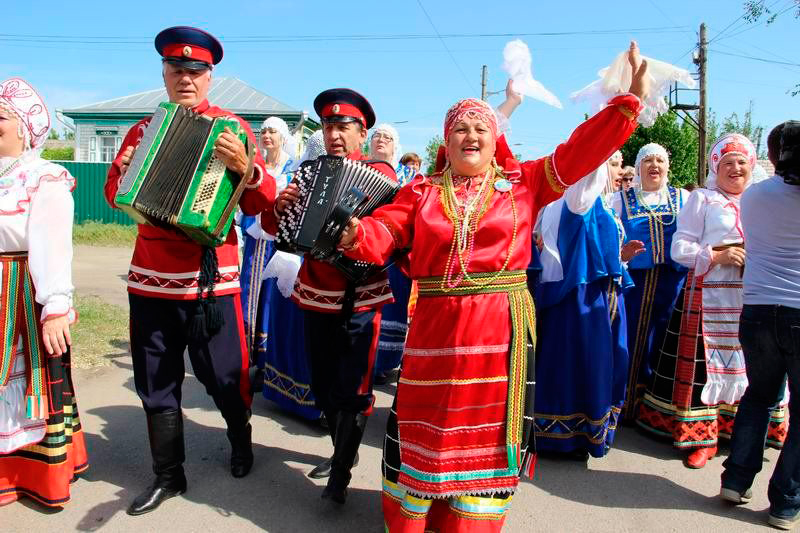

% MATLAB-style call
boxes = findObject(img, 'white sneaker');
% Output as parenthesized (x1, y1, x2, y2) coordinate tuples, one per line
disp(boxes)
(768, 512, 800, 531)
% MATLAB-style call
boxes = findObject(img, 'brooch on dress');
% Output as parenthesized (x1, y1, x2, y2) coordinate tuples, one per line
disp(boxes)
(494, 179, 513, 193)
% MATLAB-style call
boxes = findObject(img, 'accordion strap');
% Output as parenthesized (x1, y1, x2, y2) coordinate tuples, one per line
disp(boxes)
(212, 138, 257, 238)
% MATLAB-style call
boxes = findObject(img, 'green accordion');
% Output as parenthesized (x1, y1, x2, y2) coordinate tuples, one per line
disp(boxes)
(115, 102, 254, 247)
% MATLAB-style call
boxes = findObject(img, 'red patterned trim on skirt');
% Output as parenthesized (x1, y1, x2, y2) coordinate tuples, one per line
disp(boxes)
(637, 397, 788, 450)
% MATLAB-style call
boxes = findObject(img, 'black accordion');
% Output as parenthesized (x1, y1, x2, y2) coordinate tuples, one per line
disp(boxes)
(275, 155, 399, 281)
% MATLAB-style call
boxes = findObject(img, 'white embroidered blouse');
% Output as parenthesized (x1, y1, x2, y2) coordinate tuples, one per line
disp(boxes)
(0, 152, 75, 320)
(670, 188, 744, 277)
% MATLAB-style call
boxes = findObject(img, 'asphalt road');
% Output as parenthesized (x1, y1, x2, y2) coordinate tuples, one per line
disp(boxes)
(1, 245, 783, 532)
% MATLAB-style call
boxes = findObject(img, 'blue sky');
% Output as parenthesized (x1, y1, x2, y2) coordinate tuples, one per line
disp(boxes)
(4, 1, 799, 168)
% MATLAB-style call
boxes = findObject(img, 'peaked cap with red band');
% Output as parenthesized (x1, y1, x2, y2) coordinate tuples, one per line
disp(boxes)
(155, 26, 223, 71)
(313, 88, 376, 130)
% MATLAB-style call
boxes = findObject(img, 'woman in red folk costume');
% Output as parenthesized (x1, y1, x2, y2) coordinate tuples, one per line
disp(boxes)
(338, 42, 649, 532)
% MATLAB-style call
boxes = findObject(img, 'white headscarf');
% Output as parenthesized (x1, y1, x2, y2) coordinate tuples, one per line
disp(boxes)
(260, 116, 297, 158)
(290, 130, 325, 171)
(369, 123, 402, 167)
(603, 150, 623, 196)
(706, 133, 757, 191)
(634, 143, 670, 191)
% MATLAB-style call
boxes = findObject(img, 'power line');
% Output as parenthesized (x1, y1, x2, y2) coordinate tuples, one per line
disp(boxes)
(415, 0, 475, 93)
(0, 26, 693, 45)
(647, 0, 686, 29)
(709, 48, 800, 67)
(717, 1, 798, 41)
(712, 39, 800, 76)
(708, 0, 785, 43)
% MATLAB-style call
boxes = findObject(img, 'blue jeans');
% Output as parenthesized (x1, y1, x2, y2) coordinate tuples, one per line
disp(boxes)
(722, 304, 800, 519)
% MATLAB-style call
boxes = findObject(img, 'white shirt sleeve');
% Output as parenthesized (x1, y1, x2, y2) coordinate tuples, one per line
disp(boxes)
(494, 109, 511, 136)
(27, 177, 75, 321)
(564, 166, 608, 216)
(671, 189, 713, 275)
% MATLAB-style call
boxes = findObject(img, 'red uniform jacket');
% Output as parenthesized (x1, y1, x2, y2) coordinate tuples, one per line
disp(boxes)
(261, 152, 397, 313)
(104, 99, 275, 300)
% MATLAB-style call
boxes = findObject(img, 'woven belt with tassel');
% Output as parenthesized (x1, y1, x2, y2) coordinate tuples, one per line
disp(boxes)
(0, 253, 48, 420)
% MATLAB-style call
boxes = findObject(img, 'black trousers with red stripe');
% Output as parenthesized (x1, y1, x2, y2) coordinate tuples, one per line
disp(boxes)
(303, 308, 381, 416)
(129, 293, 252, 419)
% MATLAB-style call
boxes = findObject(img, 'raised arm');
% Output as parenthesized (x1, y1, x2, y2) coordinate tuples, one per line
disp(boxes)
(528, 93, 641, 211)
(528, 41, 648, 208)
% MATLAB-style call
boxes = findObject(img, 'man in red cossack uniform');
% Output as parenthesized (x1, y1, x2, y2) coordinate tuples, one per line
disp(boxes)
(104, 26, 274, 516)
(263, 88, 396, 504)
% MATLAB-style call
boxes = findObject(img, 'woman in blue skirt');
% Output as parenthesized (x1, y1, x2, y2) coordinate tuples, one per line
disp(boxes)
(533, 157, 643, 458)
(240, 119, 325, 421)
(610, 143, 689, 422)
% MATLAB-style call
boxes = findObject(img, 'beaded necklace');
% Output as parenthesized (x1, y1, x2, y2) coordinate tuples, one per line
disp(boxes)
(635, 185, 677, 226)
(447, 170, 492, 252)
(439, 166, 518, 290)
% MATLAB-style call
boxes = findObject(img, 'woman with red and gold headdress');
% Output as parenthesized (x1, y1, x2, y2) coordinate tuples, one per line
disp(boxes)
(337, 43, 648, 531)
(638, 133, 789, 469)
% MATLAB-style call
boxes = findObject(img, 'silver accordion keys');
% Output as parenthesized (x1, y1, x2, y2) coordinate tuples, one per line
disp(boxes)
(275, 155, 399, 281)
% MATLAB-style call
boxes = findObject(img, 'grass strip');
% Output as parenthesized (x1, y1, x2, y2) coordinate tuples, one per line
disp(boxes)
(71, 295, 129, 369)
(73, 221, 137, 247)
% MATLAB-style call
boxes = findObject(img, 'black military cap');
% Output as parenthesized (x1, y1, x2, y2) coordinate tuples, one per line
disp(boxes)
(155, 26, 223, 71)
(313, 88, 376, 130)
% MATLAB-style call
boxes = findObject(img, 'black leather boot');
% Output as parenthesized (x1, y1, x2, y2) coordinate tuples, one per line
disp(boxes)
(127, 410, 187, 516)
(309, 411, 361, 479)
(322, 413, 367, 504)
(309, 410, 337, 479)
(226, 409, 254, 478)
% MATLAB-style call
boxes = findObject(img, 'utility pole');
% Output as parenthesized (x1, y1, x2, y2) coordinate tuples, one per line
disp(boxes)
(481, 65, 488, 101)
(696, 23, 708, 186)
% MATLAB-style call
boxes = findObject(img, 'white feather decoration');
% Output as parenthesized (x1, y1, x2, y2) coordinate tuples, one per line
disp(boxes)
(501, 39, 563, 109)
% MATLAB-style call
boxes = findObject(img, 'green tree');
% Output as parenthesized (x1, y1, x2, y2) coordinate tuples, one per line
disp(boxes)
(621, 111, 698, 187)
(47, 129, 60, 140)
(744, 0, 800, 23)
(424, 135, 444, 175)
